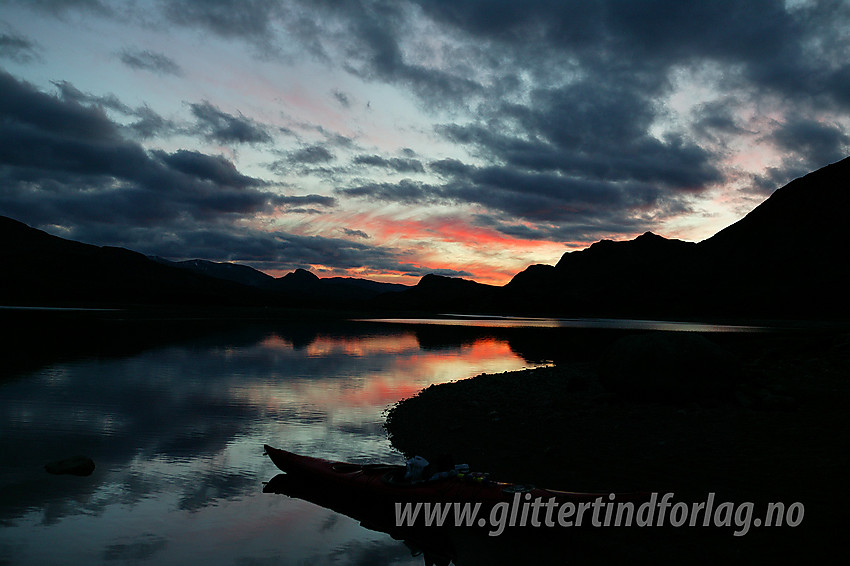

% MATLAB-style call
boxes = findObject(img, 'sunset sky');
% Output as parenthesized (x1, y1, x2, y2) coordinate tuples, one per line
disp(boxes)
(1, 1, 848, 284)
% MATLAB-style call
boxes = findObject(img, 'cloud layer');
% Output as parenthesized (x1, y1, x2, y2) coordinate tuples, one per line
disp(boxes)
(1, 1, 848, 283)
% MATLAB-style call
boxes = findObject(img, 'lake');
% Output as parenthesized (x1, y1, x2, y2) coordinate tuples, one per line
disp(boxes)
(0, 314, 784, 565)
(1, 318, 568, 565)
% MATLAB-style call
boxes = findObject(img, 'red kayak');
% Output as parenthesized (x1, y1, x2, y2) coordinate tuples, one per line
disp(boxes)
(263, 445, 621, 510)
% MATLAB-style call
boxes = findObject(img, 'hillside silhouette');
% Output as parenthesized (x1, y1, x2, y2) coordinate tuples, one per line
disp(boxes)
(0, 217, 404, 308)
(378, 156, 850, 319)
(2, 156, 849, 318)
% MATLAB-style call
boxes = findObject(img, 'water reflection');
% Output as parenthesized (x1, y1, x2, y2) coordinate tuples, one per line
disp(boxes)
(362, 316, 769, 332)
(0, 320, 545, 565)
(262, 472, 653, 566)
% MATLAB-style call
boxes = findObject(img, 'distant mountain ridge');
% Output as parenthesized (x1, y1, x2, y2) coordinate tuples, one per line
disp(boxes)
(2, 156, 849, 317)
(0, 216, 277, 307)
(271, 268, 408, 301)
(498, 231, 704, 317)
(375, 273, 501, 312)
(0, 217, 407, 308)
(151, 259, 407, 301)
(150, 257, 276, 288)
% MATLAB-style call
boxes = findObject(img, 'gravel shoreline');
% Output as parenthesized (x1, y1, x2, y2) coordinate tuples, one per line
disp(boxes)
(384, 330, 849, 561)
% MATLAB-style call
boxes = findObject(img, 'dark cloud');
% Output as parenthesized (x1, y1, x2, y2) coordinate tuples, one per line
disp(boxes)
(154, 0, 483, 106)
(692, 98, 749, 143)
(267, 145, 339, 176)
(332, 89, 351, 108)
(53, 79, 134, 113)
(0, 26, 40, 62)
(746, 120, 850, 198)
(189, 101, 274, 144)
(769, 118, 850, 166)
(161, 0, 285, 45)
(428, 157, 470, 177)
(438, 82, 722, 192)
(338, 179, 438, 204)
(152, 149, 266, 188)
(52, 82, 278, 146)
(4, 0, 849, 275)
(310, 0, 847, 215)
(747, 166, 804, 196)
(117, 224, 422, 275)
(411, 1, 801, 78)
(19, 0, 850, 114)
(119, 48, 184, 76)
(397, 265, 474, 278)
(0, 70, 121, 142)
(411, 0, 850, 114)
(471, 211, 652, 244)
(343, 228, 370, 239)
(341, 5, 483, 104)
(128, 105, 180, 139)
(353, 154, 425, 173)
(0, 68, 428, 276)
(276, 194, 337, 208)
(52, 80, 181, 139)
(340, 162, 668, 228)
(467, 166, 660, 210)
(17, 0, 112, 16)
(288, 145, 335, 164)
(0, 70, 299, 236)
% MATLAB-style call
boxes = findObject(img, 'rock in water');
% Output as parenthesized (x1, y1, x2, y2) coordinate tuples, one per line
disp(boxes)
(45, 455, 95, 476)
(598, 332, 742, 402)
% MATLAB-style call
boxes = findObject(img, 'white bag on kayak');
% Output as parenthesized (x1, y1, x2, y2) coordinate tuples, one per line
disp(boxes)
(403, 456, 429, 482)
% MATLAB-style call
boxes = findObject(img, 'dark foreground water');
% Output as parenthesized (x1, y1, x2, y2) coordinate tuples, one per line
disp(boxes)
(2, 314, 789, 565)
(1, 318, 563, 565)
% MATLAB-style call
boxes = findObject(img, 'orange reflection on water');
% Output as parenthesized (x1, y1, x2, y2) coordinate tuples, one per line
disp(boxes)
(233, 337, 540, 415)
(257, 334, 294, 350)
(259, 333, 422, 357)
(304, 335, 421, 358)
(313, 337, 533, 408)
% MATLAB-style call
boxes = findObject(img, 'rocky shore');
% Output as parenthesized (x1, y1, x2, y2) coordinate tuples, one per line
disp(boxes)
(384, 329, 850, 562)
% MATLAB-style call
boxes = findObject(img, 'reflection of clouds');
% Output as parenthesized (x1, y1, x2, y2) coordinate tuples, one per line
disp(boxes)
(250, 337, 528, 409)
(0, 322, 540, 563)
(327, 539, 421, 566)
(176, 471, 257, 512)
(261, 333, 422, 357)
(102, 533, 168, 562)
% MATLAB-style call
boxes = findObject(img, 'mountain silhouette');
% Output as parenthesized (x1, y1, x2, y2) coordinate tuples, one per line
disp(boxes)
(502, 231, 703, 316)
(0, 217, 407, 308)
(150, 260, 407, 302)
(0, 216, 277, 307)
(380, 156, 850, 318)
(374, 273, 500, 312)
(271, 268, 407, 301)
(151, 257, 276, 289)
(695, 157, 850, 316)
(2, 156, 848, 317)
(276, 268, 321, 289)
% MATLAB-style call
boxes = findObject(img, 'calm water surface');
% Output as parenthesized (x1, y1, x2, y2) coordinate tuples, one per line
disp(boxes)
(362, 316, 769, 332)
(1, 316, 775, 565)
(0, 320, 548, 565)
